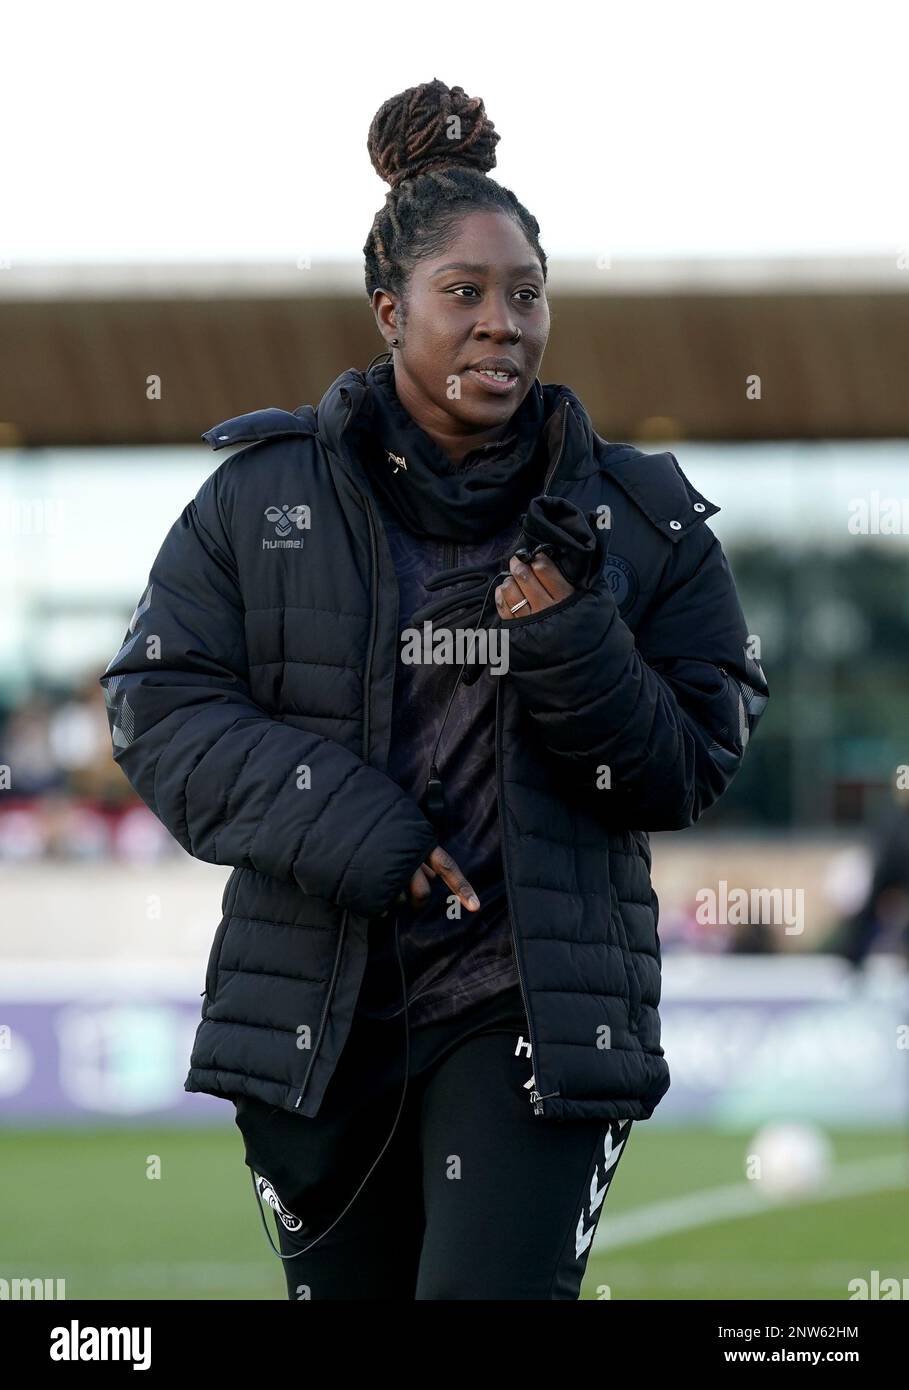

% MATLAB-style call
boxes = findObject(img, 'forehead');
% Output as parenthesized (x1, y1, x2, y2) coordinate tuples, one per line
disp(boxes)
(418, 210, 543, 280)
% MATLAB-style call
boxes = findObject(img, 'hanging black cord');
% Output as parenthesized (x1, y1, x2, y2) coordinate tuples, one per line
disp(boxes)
(249, 911, 412, 1261)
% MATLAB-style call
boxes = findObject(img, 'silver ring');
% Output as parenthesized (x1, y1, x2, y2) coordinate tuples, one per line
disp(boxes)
(510, 598, 529, 614)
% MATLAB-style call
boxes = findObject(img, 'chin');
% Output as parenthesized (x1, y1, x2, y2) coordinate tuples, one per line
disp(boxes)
(453, 388, 525, 429)
(456, 401, 514, 429)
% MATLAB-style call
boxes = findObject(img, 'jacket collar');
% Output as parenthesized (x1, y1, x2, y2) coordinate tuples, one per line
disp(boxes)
(201, 364, 609, 490)
(201, 366, 721, 545)
(314, 359, 601, 486)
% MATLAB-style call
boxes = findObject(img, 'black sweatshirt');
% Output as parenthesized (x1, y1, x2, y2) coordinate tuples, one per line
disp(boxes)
(354, 378, 551, 1025)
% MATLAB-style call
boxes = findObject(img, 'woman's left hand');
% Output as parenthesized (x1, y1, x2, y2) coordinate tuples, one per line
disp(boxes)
(495, 551, 575, 621)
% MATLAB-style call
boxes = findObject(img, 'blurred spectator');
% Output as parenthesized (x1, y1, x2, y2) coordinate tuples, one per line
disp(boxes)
(728, 918, 779, 954)
(0, 676, 179, 862)
(48, 676, 128, 804)
(0, 694, 65, 797)
(827, 784, 909, 967)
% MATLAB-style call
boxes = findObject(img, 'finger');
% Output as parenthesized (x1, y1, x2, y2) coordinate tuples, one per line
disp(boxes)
(495, 575, 535, 621)
(407, 865, 433, 912)
(507, 553, 553, 608)
(427, 845, 480, 911)
(527, 551, 574, 601)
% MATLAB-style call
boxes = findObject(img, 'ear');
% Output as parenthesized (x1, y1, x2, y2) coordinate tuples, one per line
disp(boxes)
(371, 288, 401, 347)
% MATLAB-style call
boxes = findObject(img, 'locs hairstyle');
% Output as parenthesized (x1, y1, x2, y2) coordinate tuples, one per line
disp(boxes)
(363, 78, 548, 328)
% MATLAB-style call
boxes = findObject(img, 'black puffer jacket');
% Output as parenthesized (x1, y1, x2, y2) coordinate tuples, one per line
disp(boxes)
(99, 364, 768, 1122)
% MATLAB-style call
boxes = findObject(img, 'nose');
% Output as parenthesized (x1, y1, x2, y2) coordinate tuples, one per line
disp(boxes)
(472, 290, 521, 341)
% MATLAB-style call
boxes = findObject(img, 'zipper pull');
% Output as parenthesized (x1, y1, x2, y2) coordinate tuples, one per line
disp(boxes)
(529, 1087, 559, 1115)
(422, 762, 446, 821)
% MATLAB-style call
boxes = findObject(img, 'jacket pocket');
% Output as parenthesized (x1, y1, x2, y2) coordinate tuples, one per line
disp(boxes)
(609, 885, 642, 1033)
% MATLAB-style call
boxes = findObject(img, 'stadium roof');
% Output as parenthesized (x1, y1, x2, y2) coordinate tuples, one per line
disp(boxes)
(0, 257, 906, 446)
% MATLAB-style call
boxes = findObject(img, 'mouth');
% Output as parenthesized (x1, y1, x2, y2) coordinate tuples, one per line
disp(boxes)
(467, 364, 521, 396)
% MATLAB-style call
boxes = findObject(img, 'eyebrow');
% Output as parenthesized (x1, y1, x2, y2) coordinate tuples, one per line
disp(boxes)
(428, 261, 543, 278)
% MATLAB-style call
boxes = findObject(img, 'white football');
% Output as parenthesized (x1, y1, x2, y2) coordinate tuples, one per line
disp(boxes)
(747, 1121, 834, 1199)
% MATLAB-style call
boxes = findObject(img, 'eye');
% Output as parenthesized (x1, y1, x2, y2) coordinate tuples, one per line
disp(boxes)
(448, 286, 541, 302)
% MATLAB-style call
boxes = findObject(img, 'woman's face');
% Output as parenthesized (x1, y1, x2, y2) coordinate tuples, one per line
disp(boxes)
(374, 209, 550, 439)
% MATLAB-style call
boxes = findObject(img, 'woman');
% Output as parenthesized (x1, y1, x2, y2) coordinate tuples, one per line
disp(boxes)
(100, 78, 769, 1300)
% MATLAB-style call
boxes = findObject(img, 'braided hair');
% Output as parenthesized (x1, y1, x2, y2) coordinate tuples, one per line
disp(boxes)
(363, 78, 547, 328)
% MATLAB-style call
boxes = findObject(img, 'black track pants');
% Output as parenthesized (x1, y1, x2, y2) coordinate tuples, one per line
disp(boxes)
(233, 985, 633, 1300)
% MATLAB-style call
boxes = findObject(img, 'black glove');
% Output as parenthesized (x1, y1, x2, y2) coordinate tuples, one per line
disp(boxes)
(511, 494, 608, 591)
(409, 496, 607, 686)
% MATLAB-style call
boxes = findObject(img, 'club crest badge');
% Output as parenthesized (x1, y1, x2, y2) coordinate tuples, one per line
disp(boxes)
(254, 1172, 304, 1232)
(602, 554, 639, 613)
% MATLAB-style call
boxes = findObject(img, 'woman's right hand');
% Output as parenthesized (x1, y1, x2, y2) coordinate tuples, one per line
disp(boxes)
(396, 844, 480, 914)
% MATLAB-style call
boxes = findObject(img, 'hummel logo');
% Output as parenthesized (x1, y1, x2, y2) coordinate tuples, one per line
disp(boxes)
(263, 504, 310, 549)
(255, 1172, 304, 1232)
(264, 504, 310, 538)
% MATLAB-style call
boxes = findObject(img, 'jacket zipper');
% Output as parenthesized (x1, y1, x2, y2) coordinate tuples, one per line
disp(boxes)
(293, 415, 381, 1111)
(495, 674, 541, 1110)
(541, 399, 570, 497)
(494, 398, 572, 1117)
(495, 677, 560, 1116)
(293, 396, 569, 1112)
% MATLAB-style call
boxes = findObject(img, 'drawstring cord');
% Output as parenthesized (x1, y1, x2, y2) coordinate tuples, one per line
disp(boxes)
(250, 912, 411, 1260)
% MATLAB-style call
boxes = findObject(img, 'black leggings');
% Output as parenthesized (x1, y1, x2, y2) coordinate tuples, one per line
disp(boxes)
(233, 984, 633, 1300)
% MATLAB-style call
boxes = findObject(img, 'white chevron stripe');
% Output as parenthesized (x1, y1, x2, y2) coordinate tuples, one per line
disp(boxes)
(576, 1211, 595, 1259)
(590, 1134, 627, 1214)
(602, 1130, 627, 1175)
(589, 1162, 608, 1215)
(576, 1121, 633, 1256)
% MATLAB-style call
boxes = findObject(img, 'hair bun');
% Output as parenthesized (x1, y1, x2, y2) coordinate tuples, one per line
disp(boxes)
(367, 78, 500, 189)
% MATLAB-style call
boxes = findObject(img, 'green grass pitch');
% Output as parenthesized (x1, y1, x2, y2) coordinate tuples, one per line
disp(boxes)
(2, 1125, 905, 1300)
